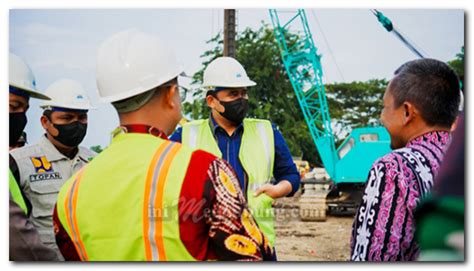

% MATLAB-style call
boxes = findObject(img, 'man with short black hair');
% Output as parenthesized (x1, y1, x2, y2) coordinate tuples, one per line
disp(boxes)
(350, 58, 461, 261)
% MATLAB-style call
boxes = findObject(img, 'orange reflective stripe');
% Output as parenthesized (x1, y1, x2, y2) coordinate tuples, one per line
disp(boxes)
(143, 141, 171, 261)
(64, 169, 89, 261)
(64, 181, 73, 249)
(154, 143, 181, 261)
(143, 141, 182, 261)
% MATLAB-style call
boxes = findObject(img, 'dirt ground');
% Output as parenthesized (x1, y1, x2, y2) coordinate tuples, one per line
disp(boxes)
(273, 196, 354, 261)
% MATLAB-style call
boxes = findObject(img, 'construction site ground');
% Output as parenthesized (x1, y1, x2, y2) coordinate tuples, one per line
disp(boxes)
(273, 196, 354, 261)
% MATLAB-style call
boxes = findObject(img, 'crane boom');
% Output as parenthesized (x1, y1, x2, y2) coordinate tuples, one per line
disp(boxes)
(269, 9, 338, 179)
(371, 9, 425, 58)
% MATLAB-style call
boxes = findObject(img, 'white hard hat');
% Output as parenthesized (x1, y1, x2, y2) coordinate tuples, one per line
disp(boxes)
(202, 57, 256, 89)
(96, 29, 183, 103)
(9, 53, 50, 100)
(40, 79, 93, 110)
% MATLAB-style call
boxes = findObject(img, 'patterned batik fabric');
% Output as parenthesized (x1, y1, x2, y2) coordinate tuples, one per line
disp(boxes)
(204, 158, 274, 261)
(350, 131, 451, 261)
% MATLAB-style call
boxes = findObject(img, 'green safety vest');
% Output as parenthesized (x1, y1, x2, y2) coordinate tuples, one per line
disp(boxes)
(56, 133, 196, 261)
(182, 118, 276, 245)
(9, 169, 27, 214)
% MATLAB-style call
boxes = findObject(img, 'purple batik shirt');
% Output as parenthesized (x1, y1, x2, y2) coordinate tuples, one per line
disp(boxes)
(350, 130, 451, 261)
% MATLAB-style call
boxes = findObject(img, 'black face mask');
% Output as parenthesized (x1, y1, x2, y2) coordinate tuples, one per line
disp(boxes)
(217, 97, 249, 124)
(50, 121, 87, 147)
(10, 112, 27, 147)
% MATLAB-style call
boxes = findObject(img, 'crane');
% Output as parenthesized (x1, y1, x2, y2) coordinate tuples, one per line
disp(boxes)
(269, 9, 391, 220)
(269, 9, 338, 179)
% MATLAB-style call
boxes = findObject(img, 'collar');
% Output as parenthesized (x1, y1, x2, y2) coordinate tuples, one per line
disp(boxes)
(406, 130, 451, 148)
(39, 134, 85, 162)
(111, 124, 168, 140)
(209, 114, 244, 136)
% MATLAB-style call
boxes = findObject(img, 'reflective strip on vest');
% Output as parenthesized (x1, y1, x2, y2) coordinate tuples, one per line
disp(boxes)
(256, 122, 272, 181)
(187, 125, 199, 149)
(143, 141, 182, 261)
(247, 183, 267, 192)
(64, 169, 89, 261)
(246, 123, 272, 192)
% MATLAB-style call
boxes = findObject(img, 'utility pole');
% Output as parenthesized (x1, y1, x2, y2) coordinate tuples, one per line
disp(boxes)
(223, 9, 236, 58)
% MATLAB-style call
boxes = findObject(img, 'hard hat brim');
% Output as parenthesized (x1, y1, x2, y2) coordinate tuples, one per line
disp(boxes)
(98, 69, 184, 103)
(202, 79, 257, 89)
(40, 103, 94, 111)
(10, 83, 51, 100)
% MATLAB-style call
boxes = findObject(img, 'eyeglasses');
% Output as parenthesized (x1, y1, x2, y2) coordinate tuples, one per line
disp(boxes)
(178, 85, 189, 103)
(161, 83, 189, 103)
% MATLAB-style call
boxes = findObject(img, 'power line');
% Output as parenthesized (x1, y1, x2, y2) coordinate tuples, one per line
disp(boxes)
(211, 9, 214, 40)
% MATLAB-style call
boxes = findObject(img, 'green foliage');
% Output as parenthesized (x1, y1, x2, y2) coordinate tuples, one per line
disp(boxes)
(325, 79, 387, 145)
(447, 46, 464, 86)
(184, 23, 387, 167)
(182, 34, 222, 120)
(90, 145, 104, 154)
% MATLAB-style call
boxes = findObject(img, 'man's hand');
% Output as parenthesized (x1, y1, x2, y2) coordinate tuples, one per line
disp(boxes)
(254, 180, 292, 199)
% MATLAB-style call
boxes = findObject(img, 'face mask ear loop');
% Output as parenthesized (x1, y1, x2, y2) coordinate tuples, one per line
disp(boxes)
(44, 114, 56, 138)
(210, 93, 224, 114)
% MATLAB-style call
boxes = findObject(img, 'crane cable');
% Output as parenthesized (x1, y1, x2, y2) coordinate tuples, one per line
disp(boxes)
(310, 10, 346, 82)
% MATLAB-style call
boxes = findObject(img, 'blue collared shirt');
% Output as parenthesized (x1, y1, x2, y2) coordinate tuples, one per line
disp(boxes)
(170, 116, 300, 196)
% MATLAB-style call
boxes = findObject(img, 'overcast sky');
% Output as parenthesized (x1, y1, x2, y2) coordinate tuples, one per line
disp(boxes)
(9, 9, 464, 148)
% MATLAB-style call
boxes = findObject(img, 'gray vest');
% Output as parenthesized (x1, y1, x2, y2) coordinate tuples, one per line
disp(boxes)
(10, 135, 96, 260)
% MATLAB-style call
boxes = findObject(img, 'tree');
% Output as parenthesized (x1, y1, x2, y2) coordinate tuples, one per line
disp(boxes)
(447, 46, 464, 79)
(325, 79, 387, 144)
(447, 46, 464, 89)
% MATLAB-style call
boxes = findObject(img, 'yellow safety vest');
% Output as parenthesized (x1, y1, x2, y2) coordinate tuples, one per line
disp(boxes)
(182, 118, 276, 245)
(56, 133, 196, 261)
(9, 169, 28, 213)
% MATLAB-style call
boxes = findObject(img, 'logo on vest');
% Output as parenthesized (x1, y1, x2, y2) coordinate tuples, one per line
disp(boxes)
(29, 172, 62, 182)
(30, 156, 53, 173)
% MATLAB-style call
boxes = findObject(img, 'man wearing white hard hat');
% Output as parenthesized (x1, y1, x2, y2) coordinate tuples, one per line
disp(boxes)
(52, 29, 272, 261)
(171, 57, 301, 259)
(9, 52, 59, 261)
(10, 78, 96, 260)
(9, 53, 50, 151)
